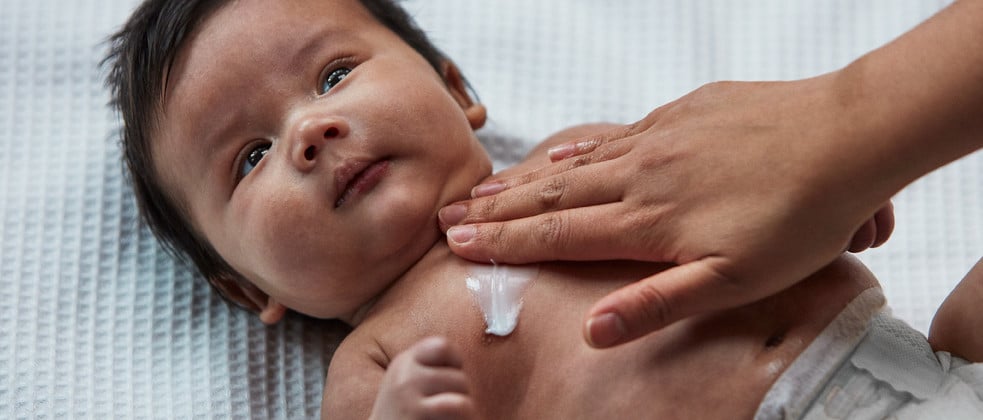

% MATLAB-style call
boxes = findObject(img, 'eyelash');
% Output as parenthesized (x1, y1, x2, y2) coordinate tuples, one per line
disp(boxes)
(234, 140, 271, 184)
(231, 58, 359, 187)
(318, 57, 358, 95)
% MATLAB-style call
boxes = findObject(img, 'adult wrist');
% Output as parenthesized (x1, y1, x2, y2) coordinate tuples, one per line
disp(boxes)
(831, 1, 983, 194)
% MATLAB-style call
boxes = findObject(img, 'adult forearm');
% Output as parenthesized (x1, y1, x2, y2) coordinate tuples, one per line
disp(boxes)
(833, 0, 983, 200)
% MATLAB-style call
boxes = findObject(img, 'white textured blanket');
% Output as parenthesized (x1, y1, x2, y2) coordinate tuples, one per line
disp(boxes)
(1, 0, 978, 417)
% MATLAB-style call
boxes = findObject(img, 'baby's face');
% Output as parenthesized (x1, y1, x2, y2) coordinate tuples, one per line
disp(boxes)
(153, 0, 491, 321)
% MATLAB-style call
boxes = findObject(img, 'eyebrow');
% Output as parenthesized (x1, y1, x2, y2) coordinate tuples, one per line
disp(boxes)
(289, 27, 335, 72)
(199, 27, 340, 188)
(198, 110, 242, 193)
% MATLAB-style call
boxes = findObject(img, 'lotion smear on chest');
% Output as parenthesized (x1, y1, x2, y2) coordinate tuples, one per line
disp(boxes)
(465, 262, 539, 336)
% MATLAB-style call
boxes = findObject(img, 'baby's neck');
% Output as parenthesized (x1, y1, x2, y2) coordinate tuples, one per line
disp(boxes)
(350, 240, 470, 326)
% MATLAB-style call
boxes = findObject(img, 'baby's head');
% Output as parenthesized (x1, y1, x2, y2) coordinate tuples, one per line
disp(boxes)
(106, 0, 491, 325)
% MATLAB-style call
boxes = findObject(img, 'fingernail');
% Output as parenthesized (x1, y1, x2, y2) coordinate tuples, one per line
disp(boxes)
(471, 182, 505, 198)
(547, 143, 576, 161)
(447, 225, 476, 244)
(586, 313, 626, 348)
(438, 204, 467, 226)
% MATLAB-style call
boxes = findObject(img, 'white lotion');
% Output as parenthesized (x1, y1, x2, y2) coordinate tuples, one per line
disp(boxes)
(465, 262, 539, 336)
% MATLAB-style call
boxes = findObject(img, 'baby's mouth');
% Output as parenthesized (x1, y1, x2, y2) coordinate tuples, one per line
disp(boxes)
(334, 158, 390, 208)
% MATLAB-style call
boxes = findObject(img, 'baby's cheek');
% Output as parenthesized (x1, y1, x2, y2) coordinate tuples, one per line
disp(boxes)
(246, 192, 326, 280)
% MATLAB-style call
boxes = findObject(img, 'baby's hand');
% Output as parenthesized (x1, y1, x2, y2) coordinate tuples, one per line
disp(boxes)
(370, 336, 476, 420)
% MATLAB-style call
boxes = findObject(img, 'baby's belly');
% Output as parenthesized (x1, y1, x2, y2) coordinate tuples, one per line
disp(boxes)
(466, 255, 879, 419)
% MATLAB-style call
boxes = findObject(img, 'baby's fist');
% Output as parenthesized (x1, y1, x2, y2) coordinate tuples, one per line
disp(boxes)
(371, 336, 476, 420)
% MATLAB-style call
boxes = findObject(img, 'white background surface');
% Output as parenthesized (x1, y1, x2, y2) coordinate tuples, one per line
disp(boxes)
(1, 0, 979, 417)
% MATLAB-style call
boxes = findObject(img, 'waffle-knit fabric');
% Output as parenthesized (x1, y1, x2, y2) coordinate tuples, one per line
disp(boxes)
(1, 0, 978, 417)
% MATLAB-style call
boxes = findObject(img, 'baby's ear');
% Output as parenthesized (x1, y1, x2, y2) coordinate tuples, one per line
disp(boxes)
(441, 61, 486, 130)
(210, 275, 287, 325)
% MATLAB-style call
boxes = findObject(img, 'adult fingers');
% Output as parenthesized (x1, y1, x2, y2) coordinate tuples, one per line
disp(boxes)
(872, 202, 894, 248)
(547, 109, 662, 161)
(847, 219, 877, 253)
(546, 123, 638, 161)
(583, 258, 760, 348)
(469, 137, 634, 200)
(446, 203, 644, 264)
(439, 159, 626, 231)
(846, 202, 895, 253)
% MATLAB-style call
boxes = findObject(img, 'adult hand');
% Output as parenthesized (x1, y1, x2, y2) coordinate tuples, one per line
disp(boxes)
(440, 0, 983, 348)
(440, 75, 901, 348)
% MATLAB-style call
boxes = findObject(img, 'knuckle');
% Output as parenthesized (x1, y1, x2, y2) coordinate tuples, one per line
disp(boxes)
(635, 150, 675, 176)
(574, 137, 603, 155)
(515, 171, 539, 187)
(537, 213, 568, 251)
(584, 137, 604, 150)
(622, 121, 641, 137)
(632, 283, 674, 329)
(486, 222, 508, 252)
(389, 367, 416, 391)
(702, 80, 732, 91)
(536, 177, 566, 210)
(697, 262, 747, 299)
(703, 80, 726, 90)
(619, 210, 661, 259)
(473, 195, 499, 221)
(688, 81, 730, 105)
(569, 154, 593, 168)
(595, 140, 627, 161)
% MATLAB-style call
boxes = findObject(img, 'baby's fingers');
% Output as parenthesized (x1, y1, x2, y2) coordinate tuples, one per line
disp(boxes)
(412, 336, 464, 369)
(416, 367, 471, 397)
(420, 393, 477, 420)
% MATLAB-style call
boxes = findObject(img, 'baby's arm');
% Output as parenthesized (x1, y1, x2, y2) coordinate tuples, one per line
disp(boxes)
(322, 336, 475, 419)
(929, 257, 983, 362)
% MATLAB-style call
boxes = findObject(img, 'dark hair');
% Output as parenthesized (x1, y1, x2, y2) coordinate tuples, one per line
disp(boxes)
(104, 0, 449, 312)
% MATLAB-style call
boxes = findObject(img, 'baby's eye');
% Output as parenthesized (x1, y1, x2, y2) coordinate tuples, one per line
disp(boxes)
(239, 143, 270, 179)
(319, 67, 351, 94)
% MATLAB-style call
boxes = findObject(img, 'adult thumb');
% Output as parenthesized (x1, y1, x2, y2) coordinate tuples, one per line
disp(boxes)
(583, 259, 751, 348)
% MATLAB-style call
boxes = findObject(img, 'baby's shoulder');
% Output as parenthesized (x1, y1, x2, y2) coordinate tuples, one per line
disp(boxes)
(322, 327, 389, 418)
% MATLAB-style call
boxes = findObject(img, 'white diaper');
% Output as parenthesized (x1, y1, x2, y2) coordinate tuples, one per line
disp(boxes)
(756, 288, 983, 420)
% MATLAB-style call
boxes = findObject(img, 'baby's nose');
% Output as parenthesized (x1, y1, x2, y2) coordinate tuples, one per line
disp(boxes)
(289, 115, 348, 172)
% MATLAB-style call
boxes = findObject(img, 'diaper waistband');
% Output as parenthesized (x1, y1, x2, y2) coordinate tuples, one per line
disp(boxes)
(796, 312, 946, 420)
(754, 287, 886, 420)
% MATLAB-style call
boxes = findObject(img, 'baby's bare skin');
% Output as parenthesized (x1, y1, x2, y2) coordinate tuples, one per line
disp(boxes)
(323, 124, 884, 419)
(325, 246, 878, 418)
(125, 0, 976, 415)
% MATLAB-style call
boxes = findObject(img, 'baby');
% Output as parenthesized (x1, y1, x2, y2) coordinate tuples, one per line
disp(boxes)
(105, 0, 983, 418)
